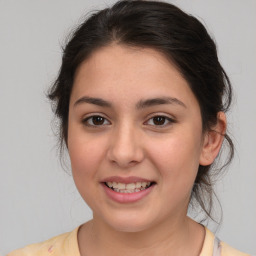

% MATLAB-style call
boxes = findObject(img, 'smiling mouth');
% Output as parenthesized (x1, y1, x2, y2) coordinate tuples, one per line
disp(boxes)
(104, 181, 155, 193)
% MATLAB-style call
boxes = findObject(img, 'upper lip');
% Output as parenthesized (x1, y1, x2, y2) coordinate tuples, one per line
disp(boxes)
(102, 176, 154, 184)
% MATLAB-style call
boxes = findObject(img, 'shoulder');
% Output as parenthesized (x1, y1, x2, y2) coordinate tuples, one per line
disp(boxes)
(7, 226, 80, 256)
(221, 241, 251, 256)
(200, 227, 251, 256)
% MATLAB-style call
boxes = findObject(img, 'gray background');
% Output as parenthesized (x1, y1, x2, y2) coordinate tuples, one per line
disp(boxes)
(0, 0, 255, 255)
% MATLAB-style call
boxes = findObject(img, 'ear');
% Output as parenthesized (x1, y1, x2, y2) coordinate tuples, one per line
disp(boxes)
(199, 112, 227, 166)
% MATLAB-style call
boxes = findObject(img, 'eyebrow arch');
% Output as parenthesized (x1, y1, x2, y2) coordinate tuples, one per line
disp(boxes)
(73, 96, 186, 109)
(74, 96, 112, 108)
(136, 97, 187, 109)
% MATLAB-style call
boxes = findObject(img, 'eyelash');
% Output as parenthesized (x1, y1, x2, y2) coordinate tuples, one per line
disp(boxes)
(146, 116, 176, 127)
(82, 115, 110, 127)
(82, 114, 176, 128)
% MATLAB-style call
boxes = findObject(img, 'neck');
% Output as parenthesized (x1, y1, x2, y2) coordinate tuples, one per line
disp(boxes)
(78, 215, 205, 256)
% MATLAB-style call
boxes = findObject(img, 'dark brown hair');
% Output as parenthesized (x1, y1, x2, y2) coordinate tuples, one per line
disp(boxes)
(48, 0, 234, 222)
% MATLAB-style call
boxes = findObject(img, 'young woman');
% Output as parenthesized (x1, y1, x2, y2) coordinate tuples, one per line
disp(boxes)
(8, 1, 251, 255)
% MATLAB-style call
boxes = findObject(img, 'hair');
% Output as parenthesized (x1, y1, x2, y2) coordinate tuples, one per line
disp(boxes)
(48, 0, 234, 222)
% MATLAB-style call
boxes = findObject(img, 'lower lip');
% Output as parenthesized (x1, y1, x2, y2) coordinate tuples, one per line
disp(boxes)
(102, 183, 155, 203)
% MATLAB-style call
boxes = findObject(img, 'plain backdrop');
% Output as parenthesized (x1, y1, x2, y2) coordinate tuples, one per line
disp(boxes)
(0, 0, 255, 255)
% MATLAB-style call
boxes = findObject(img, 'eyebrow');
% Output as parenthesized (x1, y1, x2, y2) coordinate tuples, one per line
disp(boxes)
(74, 96, 186, 109)
(74, 96, 111, 108)
(136, 97, 186, 109)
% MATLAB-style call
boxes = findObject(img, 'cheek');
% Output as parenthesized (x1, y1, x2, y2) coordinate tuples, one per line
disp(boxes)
(69, 140, 99, 173)
(67, 127, 105, 188)
(68, 135, 105, 207)
(148, 131, 202, 187)
(68, 122, 106, 170)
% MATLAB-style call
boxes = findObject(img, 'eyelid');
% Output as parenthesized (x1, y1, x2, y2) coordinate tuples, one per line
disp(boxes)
(144, 113, 176, 127)
(81, 114, 111, 127)
(81, 113, 176, 128)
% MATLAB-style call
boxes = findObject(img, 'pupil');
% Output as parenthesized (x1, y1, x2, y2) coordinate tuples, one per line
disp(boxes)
(93, 116, 104, 125)
(153, 116, 165, 125)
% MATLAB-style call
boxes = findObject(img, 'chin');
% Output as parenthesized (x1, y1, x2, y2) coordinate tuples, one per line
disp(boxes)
(110, 221, 150, 233)
(101, 211, 157, 233)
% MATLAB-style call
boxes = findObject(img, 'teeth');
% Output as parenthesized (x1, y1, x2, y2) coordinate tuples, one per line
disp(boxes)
(113, 188, 143, 193)
(106, 182, 113, 187)
(126, 183, 135, 190)
(106, 181, 152, 193)
(135, 182, 141, 189)
(119, 183, 126, 189)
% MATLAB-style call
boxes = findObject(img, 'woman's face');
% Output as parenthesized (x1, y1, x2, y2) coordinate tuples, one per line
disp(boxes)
(68, 44, 207, 232)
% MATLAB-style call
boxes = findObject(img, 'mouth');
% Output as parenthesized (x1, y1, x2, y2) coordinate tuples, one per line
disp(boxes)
(104, 181, 155, 193)
(101, 176, 156, 203)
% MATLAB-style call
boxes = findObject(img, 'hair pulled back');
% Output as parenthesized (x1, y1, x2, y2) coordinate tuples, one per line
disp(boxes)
(48, 0, 234, 221)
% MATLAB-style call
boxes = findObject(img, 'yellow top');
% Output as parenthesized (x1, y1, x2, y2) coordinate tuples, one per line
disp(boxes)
(7, 226, 250, 256)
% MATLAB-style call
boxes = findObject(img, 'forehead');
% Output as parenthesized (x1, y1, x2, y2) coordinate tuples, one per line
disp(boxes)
(74, 44, 179, 85)
(71, 44, 198, 109)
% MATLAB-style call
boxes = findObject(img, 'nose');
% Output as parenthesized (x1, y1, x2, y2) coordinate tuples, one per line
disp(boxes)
(107, 123, 144, 168)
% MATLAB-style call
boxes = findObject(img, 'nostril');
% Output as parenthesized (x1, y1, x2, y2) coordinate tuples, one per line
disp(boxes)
(109, 158, 140, 168)
(107, 136, 144, 167)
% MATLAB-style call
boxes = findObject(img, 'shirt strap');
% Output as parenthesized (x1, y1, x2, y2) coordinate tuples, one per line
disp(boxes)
(213, 236, 221, 256)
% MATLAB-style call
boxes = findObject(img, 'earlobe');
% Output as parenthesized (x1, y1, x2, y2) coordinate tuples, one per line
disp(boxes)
(199, 112, 227, 166)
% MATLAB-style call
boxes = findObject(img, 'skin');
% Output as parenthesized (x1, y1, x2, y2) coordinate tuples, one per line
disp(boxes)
(68, 44, 226, 256)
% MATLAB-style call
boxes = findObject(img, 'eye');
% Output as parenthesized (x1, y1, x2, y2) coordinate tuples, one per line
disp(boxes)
(82, 115, 110, 127)
(146, 115, 175, 127)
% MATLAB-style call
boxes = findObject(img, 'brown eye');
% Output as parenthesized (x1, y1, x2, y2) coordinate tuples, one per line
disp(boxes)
(92, 116, 105, 125)
(146, 115, 175, 127)
(152, 116, 166, 125)
(82, 115, 110, 127)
